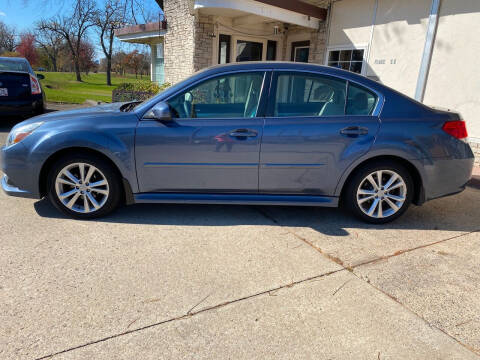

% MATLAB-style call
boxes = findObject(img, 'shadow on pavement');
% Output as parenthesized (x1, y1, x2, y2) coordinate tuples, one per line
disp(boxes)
(33, 187, 480, 236)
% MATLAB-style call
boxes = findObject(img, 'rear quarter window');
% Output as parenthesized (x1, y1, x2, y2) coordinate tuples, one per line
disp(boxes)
(346, 83, 377, 115)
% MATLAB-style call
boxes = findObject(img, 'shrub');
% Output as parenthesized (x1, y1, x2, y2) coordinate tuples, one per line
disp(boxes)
(112, 81, 171, 102)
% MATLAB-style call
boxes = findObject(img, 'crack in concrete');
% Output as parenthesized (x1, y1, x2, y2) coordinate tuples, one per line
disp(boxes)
(352, 229, 480, 269)
(36, 208, 480, 360)
(35, 268, 345, 360)
(253, 207, 480, 357)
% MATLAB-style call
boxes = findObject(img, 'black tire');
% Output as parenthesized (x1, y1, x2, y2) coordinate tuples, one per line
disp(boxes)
(343, 160, 414, 224)
(47, 153, 123, 219)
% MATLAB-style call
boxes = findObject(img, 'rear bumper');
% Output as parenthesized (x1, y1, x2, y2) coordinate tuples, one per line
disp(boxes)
(0, 97, 44, 116)
(423, 156, 474, 201)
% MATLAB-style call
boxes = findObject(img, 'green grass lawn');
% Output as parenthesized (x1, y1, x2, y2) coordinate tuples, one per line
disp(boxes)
(38, 72, 151, 104)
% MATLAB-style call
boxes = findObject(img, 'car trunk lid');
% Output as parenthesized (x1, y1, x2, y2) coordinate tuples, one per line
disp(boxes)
(0, 71, 31, 101)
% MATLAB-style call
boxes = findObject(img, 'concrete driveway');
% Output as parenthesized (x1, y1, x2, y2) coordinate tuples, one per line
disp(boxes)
(1, 119, 479, 359)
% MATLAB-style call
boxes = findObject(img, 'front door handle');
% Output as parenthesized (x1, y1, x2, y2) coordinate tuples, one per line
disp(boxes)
(229, 129, 258, 138)
(340, 126, 369, 136)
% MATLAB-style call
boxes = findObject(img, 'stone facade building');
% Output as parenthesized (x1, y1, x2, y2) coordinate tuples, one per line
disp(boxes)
(115, 0, 480, 162)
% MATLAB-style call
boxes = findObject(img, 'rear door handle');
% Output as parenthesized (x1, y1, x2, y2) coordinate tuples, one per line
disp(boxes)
(229, 129, 258, 138)
(340, 126, 369, 136)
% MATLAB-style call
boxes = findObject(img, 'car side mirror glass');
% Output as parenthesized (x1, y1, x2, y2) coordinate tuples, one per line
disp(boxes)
(36, 74, 45, 80)
(144, 101, 173, 121)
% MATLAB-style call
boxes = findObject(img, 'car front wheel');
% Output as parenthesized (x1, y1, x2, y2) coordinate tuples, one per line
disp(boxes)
(47, 154, 122, 219)
(344, 161, 413, 224)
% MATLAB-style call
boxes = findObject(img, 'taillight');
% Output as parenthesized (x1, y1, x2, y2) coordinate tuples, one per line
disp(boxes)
(29, 75, 41, 95)
(442, 120, 468, 140)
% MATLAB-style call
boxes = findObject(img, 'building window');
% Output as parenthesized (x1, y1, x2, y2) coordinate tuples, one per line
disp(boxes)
(156, 43, 164, 59)
(218, 34, 231, 64)
(236, 40, 263, 62)
(327, 48, 365, 74)
(266, 40, 277, 61)
(291, 41, 310, 62)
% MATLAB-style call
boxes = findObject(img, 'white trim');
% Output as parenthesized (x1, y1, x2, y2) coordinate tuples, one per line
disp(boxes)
(194, 0, 320, 29)
(325, 44, 369, 76)
(365, 0, 378, 66)
(116, 30, 166, 43)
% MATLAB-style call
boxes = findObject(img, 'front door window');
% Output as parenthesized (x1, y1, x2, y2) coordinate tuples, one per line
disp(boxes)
(168, 72, 265, 118)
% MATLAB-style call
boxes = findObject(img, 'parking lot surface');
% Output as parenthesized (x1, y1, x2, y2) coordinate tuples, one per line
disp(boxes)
(1, 120, 479, 359)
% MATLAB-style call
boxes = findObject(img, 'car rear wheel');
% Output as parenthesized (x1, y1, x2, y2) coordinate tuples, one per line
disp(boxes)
(344, 161, 413, 224)
(47, 154, 123, 219)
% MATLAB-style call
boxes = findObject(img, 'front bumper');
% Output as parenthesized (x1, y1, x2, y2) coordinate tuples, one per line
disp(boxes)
(1, 143, 42, 199)
(1, 174, 38, 198)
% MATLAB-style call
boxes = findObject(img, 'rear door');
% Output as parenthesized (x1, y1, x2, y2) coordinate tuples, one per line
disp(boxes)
(259, 71, 380, 195)
(135, 71, 269, 193)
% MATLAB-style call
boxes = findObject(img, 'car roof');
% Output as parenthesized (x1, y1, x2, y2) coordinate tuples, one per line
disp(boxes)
(197, 61, 382, 89)
(0, 57, 29, 62)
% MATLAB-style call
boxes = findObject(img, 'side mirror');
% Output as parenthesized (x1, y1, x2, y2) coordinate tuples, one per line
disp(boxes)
(36, 74, 45, 80)
(144, 101, 172, 121)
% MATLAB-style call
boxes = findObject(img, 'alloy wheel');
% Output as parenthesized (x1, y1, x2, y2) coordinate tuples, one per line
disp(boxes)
(55, 162, 109, 214)
(356, 170, 407, 219)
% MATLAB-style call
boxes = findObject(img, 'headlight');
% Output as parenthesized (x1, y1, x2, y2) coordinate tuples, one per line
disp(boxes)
(6, 121, 44, 147)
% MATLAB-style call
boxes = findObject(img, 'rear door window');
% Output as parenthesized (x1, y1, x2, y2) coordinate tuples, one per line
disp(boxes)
(272, 72, 347, 117)
(346, 82, 377, 115)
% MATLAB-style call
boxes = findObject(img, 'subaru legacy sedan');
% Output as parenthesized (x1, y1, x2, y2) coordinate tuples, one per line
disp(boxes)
(1, 62, 474, 223)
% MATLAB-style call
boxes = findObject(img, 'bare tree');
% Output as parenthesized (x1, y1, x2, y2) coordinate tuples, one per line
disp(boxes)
(34, 25, 63, 71)
(95, 0, 126, 85)
(38, 0, 98, 81)
(0, 21, 16, 53)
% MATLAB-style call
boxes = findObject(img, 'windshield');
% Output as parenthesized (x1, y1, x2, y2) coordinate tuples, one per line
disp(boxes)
(0, 58, 31, 73)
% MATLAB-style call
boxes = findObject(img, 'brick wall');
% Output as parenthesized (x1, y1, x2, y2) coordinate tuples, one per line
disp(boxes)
(163, 0, 214, 84)
(193, 15, 214, 72)
(163, 0, 195, 84)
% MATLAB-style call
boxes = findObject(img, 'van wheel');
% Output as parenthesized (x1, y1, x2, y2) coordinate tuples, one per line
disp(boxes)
(344, 161, 413, 224)
(47, 154, 123, 219)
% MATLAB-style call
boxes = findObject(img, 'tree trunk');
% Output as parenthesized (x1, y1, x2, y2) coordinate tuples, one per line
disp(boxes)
(106, 57, 112, 86)
(74, 57, 82, 81)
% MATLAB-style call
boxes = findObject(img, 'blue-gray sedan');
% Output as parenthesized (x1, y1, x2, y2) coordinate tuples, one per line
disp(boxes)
(1, 62, 474, 223)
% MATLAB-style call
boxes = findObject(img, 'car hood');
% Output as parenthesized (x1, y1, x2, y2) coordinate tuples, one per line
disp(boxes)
(36, 102, 128, 121)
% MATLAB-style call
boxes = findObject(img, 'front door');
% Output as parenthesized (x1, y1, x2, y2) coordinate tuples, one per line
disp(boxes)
(259, 71, 380, 196)
(135, 71, 267, 193)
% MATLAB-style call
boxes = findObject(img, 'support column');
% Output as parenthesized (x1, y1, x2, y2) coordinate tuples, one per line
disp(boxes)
(415, 0, 441, 102)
